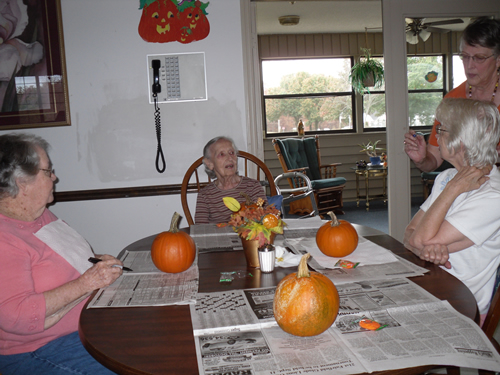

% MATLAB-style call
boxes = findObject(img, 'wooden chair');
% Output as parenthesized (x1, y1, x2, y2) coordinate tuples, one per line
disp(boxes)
(272, 135, 346, 217)
(180, 151, 278, 226)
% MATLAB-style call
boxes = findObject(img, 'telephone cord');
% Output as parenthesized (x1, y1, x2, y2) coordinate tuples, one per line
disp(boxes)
(153, 94, 166, 173)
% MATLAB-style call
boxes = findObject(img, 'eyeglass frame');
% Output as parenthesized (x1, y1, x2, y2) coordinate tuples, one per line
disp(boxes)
(39, 168, 55, 177)
(436, 124, 449, 135)
(458, 53, 495, 64)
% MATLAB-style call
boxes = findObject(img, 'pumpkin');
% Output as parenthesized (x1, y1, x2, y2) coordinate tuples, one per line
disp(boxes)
(273, 253, 339, 337)
(177, 0, 210, 44)
(316, 211, 358, 257)
(138, 0, 180, 43)
(151, 212, 196, 273)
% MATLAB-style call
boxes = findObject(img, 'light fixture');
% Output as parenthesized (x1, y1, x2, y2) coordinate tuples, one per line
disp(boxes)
(279, 15, 300, 26)
(405, 31, 419, 45)
(419, 29, 431, 42)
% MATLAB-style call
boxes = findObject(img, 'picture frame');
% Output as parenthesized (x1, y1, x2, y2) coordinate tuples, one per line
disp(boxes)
(0, 0, 70, 130)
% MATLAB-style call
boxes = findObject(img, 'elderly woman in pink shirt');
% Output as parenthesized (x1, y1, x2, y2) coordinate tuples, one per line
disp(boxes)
(0, 133, 121, 375)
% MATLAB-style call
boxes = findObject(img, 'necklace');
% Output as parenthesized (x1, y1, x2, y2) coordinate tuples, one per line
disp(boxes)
(468, 71, 500, 102)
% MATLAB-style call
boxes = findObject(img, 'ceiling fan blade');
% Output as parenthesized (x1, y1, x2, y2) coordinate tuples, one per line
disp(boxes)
(424, 26, 451, 33)
(424, 19, 464, 27)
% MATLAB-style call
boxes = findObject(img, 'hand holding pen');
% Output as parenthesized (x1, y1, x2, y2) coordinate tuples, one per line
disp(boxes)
(88, 257, 133, 272)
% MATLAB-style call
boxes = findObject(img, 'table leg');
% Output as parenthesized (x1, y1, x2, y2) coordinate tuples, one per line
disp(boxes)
(365, 172, 370, 211)
(355, 172, 360, 207)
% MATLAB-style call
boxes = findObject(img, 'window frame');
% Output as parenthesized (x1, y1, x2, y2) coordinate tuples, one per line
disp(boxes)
(261, 57, 357, 137)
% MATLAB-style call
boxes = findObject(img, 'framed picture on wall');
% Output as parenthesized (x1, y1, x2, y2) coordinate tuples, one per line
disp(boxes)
(0, 0, 70, 130)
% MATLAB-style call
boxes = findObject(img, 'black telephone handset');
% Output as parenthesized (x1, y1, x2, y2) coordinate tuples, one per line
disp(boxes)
(152, 59, 161, 95)
(151, 59, 165, 173)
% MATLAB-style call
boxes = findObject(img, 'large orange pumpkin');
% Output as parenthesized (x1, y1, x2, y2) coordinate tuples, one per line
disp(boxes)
(273, 253, 339, 337)
(151, 212, 196, 273)
(316, 211, 358, 257)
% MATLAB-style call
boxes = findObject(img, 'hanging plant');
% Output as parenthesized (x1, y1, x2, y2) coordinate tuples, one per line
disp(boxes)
(349, 48, 385, 95)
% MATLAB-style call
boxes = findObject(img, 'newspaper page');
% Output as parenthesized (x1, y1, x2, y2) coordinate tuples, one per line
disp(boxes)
(190, 224, 243, 253)
(190, 278, 440, 334)
(192, 292, 500, 375)
(87, 250, 199, 308)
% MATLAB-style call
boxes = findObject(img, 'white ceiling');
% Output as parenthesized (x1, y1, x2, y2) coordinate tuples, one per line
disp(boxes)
(255, 1, 471, 35)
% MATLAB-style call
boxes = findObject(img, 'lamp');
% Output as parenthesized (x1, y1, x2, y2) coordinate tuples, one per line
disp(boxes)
(419, 29, 431, 42)
(406, 31, 419, 45)
(279, 15, 300, 26)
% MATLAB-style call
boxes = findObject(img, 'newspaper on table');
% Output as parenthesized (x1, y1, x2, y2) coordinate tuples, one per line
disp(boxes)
(190, 224, 242, 253)
(190, 284, 500, 375)
(87, 250, 198, 308)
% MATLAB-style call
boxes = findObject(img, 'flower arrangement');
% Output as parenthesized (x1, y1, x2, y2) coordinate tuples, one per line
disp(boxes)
(223, 194, 286, 247)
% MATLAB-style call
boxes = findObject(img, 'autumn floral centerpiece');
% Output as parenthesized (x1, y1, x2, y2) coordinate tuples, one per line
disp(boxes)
(223, 194, 286, 248)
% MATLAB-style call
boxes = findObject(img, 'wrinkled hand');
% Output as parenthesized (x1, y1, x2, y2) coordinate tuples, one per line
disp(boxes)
(404, 130, 427, 163)
(80, 255, 123, 292)
(448, 166, 491, 194)
(420, 244, 451, 269)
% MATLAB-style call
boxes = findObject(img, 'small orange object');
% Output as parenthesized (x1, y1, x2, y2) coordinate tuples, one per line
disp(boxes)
(216, 223, 228, 227)
(262, 214, 279, 229)
(359, 319, 381, 331)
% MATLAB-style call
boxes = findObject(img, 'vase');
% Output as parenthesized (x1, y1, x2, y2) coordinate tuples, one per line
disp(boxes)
(369, 156, 381, 166)
(240, 233, 276, 268)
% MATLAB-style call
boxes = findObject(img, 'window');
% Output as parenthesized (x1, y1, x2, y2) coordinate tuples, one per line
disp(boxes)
(261, 58, 354, 136)
(452, 54, 466, 89)
(364, 55, 445, 130)
(362, 56, 385, 129)
(407, 55, 445, 128)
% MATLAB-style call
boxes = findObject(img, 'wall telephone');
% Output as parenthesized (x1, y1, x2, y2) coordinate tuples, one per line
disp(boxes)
(147, 52, 207, 173)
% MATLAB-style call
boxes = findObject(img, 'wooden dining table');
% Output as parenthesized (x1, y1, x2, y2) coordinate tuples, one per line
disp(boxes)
(79, 224, 479, 375)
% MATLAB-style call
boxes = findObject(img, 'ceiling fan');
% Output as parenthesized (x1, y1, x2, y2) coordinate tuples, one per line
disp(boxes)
(405, 18, 464, 44)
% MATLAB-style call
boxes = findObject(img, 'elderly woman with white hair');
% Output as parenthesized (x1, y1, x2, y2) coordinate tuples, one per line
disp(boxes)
(195, 136, 267, 224)
(404, 98, 500, 326)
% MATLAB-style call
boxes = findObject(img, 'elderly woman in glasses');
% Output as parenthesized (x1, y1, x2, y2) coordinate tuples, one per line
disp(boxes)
(0, 133, 121, 375)
(404, 17, 500, 172)
(404, 98, 500, 326)
(195, 136, 267, 224)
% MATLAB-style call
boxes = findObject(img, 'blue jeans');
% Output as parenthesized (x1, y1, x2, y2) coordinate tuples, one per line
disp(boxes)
(0, 332, 117, 375)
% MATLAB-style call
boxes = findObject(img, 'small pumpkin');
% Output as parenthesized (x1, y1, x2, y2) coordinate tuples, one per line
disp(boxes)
(316, 211, 358, 257)
(151, 212, 196, 273)
(273, 253, 339, 337)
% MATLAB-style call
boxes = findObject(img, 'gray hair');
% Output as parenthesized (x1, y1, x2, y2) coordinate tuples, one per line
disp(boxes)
(435, 98, 500, 167)
(0, 133, 51, 198)
(460, 17, 500, 57)
(202, 136, 239, 179)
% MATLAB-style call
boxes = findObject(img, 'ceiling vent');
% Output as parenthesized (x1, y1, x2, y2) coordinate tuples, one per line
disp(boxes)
(279, 15, 300, 26)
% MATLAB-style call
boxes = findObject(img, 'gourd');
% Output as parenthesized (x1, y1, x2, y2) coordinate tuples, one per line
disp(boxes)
(151, 212, 196, 273)
(316, 211, 358, 257)
(273, 253, 339, 337)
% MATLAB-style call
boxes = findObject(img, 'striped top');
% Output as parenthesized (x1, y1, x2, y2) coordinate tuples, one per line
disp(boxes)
(194, 176, 267, 224)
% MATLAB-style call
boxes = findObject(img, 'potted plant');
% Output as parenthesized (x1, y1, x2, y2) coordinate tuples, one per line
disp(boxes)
(359, 140, 386, 166)
(349, 48, 385, 95)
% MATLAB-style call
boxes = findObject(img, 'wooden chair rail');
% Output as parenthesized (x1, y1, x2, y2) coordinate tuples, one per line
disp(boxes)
(52, 183, 208, 203)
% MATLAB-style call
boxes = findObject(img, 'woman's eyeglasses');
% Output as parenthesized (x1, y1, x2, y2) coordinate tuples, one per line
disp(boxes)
(436, 125, 449, 135)
(39, 168, 55, 177)
(458, 53, 494, 64)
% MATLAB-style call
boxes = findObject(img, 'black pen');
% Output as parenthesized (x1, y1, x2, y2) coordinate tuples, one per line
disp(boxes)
(88, 257, 133, 272)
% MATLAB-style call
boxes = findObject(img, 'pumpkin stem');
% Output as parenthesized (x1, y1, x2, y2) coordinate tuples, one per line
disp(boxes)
(326, 211, 339, 227)
(169, 212, 181, 233)
(297, 253, 311, 278)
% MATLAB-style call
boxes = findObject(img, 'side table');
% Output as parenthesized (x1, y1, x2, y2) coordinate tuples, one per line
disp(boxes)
(351, 165, 388, 210)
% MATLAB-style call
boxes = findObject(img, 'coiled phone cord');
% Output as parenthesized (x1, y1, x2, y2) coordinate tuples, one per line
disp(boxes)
(153, 93, 166, 173)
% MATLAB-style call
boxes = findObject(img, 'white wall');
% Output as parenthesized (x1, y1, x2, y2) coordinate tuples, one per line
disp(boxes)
(0, 0, 249, 256)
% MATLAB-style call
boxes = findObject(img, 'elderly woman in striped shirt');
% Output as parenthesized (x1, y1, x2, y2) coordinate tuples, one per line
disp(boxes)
(194, 136, 267, 224)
